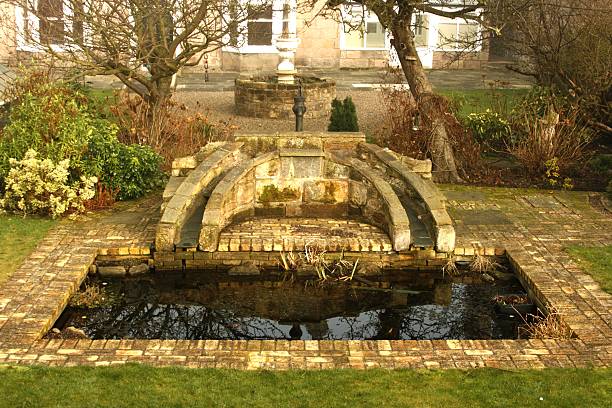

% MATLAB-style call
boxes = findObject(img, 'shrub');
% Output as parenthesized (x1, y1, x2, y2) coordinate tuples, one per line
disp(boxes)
(84, 131, 166, 201)
(0, 150, 96, 218)
(110, 93, 234, 168)
(0, 81, 94, 182)
(328, 97, 359, 132)
(509, 89, 592, 178)
(377, 88, 483, 180)
(464, 109, 512, 152)
(0, 76, 165, 202)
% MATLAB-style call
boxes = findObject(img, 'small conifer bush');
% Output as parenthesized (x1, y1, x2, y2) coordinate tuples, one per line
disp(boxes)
(328, 96, 359, 132)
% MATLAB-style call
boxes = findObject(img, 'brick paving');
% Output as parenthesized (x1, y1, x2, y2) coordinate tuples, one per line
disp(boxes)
(0, 187, 610, 369)
(219, 218, 392, 252)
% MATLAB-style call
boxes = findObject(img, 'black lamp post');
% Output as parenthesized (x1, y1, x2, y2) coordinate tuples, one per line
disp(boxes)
(292, 82, 306, 132)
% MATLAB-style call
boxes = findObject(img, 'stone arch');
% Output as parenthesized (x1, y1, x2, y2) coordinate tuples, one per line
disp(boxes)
(198, 149, 412, 252)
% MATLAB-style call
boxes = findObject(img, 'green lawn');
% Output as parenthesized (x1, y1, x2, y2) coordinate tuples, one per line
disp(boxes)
(0, 365, 609, 407)
(566, 246, 612, 294)
(0, 215, 56, 283)
(439, 88, 528, 118)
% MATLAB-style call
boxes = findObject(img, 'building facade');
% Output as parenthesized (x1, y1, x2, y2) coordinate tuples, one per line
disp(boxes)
(0, 1, 488, 71)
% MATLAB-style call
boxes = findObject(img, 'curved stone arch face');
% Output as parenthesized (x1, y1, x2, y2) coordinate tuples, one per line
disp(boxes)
(198, 149, 412, 252)
(199, 152, 278, 251)
(357, 143, 455, 252)
(155, 142, 244, 252)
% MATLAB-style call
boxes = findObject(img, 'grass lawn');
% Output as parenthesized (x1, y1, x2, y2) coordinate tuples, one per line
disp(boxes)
(0, 365, 610, 407)
(0, 215, 56, 283)
(566, 246, 612, 294)
(439, 88, 529, 118)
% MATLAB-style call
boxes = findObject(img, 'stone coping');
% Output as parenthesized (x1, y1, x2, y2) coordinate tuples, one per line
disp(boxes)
(156, 142, 243, 252)
(235, 132, 365, 155)
(235, 76, 336, 90)
(359, 143, 455, 252)
(1, 183, 610, 370)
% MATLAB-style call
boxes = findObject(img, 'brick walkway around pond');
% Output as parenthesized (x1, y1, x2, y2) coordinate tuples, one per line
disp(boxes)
(0, 187, 610, 369)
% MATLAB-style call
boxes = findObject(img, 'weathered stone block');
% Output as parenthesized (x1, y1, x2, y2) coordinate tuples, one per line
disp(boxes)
(303, 180, 348, 204)
(255, 159, 279, 178)
(155, 224, 176, 252)
(199, 225, 220, 252)
(435, 224, 456, 253)
(98, 266, 127, 277)
(324, 160, 350, 178)
(128, 263, 150, 276)
(172, 155, 197, 170)
(280, 156, 323, 178)
(349, 180, 368, 206)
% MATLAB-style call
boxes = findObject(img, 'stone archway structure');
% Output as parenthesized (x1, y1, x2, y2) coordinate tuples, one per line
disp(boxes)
(155, 132, 455, 268)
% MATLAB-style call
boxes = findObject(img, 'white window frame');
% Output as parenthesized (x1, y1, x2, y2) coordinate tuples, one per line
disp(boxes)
(339, 4, 389, 51)
(431, 8, 482, 52)
(224, 0, 296, 54)
(15, 0, 77, 52)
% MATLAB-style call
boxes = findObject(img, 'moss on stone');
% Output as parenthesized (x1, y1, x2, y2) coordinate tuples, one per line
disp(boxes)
(258, 185, 300, 204)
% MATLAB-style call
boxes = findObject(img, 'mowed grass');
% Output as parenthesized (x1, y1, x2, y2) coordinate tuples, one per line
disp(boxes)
(566, 246, 612, 294)
(439, 88, 529, 118)
(0, 365, 610, 408)
(0, 215, 56, 283)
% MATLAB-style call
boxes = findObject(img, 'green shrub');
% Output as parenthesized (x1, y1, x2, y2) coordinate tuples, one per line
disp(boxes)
(0, 78, 165, 202)
(328, 97, 359, 132)
(464, 109, 512, 151)
(0, 150, 96, 218)
(84, 132, 165, 200)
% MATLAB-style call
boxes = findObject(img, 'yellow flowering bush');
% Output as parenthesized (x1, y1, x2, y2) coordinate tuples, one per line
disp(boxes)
(0, 149, 97, 218)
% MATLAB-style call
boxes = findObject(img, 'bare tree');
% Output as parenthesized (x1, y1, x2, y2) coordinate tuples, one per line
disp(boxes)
(495, 0, 612, 135)
(1, 0, 271, 108)
(310, 1, 494, 182)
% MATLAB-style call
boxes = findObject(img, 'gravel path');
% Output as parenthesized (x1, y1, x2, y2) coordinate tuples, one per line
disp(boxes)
(175, 90, 388, 137)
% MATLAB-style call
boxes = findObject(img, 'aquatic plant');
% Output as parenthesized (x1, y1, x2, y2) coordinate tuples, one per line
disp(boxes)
(518, 307, 574, 340)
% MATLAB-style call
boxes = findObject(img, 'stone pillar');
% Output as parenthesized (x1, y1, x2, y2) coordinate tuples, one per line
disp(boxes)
(276, 2, 298, 84)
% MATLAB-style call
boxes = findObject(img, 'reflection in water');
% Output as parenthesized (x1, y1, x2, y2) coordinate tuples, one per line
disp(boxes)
(54, 271, 526, 340)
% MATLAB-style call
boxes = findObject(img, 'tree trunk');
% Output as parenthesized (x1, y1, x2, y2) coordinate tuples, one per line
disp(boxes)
(391, 24, 463, 183)
(142, 75, 174, 148)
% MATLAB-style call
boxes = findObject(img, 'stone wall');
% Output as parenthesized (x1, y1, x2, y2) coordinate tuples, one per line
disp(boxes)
(235, 131, 364, 156)
(339, 50, 390, 69)
(158, 132, 454, 255)
(234, 77, 336, 119)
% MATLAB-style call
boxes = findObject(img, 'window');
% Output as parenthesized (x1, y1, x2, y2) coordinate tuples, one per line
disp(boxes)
(225, 0, 295, 52)
(247, 4, 273, 46)
(436, 18, 479, 50)
(413, 14, 429, 47)
(342, 6, 386, 49)
(38, 0, 64, 44)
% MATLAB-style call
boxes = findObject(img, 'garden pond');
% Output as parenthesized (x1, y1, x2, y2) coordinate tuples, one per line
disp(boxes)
(51, 267, 536, 341)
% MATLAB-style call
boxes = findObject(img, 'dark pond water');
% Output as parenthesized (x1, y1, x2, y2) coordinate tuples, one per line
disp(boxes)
(53, 270, 530, 340)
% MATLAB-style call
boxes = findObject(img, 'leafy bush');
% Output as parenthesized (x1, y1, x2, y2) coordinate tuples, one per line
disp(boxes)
(83, 131, 165, 201)
(0, 150, 96, 218)
(0, 81, 94, 181)
(0, 76, 165, 203)
(328, 97, 359, 132)
(464, 109, 512, 151)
